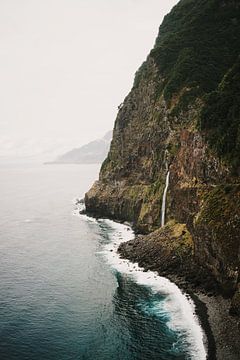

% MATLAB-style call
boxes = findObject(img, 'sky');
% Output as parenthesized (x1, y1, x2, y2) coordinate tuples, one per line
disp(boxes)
(0, 0, 178, 162)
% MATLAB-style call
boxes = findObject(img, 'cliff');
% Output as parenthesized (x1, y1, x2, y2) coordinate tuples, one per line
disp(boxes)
(85, 0, 240, 317)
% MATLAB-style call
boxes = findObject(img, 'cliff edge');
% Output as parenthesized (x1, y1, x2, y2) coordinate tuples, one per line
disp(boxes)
(85, 0, 240, 331)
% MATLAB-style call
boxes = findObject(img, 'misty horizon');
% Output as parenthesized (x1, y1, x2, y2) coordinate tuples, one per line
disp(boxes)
(0, 0, 178, 163)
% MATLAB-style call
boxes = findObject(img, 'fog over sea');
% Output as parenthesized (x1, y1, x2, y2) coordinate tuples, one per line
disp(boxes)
(0, 164, 206, 360)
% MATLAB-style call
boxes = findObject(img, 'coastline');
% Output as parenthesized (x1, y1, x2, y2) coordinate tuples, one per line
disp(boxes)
(103, 221, 207, 359)
(116, 244, 214, 360)
(118, 233, 240, 360)
(80, 203, 240, 359)
(78, 206, 208, 359)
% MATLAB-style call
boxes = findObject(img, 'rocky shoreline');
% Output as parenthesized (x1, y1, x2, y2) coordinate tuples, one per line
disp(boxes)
(82, 196, 240, 359)
(118, 229, 240, 360)
(84, 1, 240, 358)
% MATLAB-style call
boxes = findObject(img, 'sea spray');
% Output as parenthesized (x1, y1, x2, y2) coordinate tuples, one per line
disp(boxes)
(99, 219, 207, 360)
(161, 171, 170, 227)
(75, 203, 207, 360)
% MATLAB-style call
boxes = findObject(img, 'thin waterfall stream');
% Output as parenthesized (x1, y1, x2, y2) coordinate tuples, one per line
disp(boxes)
(161, 171, 170, 227)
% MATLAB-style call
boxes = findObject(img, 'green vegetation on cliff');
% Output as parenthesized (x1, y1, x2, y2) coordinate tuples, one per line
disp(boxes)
(200, 58, 240, 171)
(136, 0, 240, 109)
(86, 0, 240, 310)
(195, 184, 240, 268)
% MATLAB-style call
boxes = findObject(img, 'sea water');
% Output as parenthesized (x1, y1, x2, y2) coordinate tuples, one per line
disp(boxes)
(0, 164, 206, 360)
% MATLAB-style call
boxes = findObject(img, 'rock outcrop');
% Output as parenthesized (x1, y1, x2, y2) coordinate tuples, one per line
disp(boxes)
(85, 0, 240, 315)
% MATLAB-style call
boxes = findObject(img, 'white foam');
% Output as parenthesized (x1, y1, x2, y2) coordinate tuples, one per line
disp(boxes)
(73, 201, 98, 223)
(75, 206, 207, 359)
(98, 219, 207, 360)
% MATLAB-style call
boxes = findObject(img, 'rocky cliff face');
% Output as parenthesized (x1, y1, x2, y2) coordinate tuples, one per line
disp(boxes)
(85, 0, 240, 314)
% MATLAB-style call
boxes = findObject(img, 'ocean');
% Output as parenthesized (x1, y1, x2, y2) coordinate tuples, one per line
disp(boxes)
(0, 164, 206, 360)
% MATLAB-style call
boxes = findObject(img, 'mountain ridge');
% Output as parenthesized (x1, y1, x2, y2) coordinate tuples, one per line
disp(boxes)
(49, 131, 112, 164)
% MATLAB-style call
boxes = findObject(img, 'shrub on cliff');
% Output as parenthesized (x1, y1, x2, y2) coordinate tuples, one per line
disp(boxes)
(135, 0, 240, 108)
(200, 57, 240, 172)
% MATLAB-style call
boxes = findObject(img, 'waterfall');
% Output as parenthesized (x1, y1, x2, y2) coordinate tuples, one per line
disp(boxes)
(161, 171, 170, 227)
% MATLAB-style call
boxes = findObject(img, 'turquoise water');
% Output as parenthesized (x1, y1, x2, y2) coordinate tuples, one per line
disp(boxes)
(0, 164, 206, 360)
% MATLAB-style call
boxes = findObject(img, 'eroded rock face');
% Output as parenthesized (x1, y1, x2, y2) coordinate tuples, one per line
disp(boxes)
(118, 222, 194, 275)
(85, 57, 240, 302)
(85, 59, 172, 233)
(85, 0, 240, 310)
(118, 221, 219, 295)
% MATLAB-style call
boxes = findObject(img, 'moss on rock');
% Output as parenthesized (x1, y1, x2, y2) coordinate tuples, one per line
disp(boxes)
(118, 221, 194, 275)
(194, 184, 240, 294)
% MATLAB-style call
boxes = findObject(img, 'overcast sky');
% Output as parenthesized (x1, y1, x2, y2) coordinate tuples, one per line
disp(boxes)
(0, 0, 178, 161)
